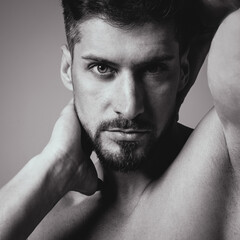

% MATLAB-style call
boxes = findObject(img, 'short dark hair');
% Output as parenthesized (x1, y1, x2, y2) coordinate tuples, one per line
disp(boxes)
(61, 0, 197, 55)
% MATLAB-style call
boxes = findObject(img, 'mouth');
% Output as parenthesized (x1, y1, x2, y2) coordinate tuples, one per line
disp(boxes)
(108, 128, 150, 133)
(105, 129, 151, 141)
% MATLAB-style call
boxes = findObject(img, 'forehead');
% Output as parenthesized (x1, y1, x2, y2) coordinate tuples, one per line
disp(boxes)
(74, 18, 179, 64)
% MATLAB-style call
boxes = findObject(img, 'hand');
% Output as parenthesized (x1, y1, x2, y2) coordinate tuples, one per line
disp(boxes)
(42, 100, 99, 196)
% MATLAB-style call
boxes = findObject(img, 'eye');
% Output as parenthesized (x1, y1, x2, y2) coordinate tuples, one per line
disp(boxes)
(146, 65, 160, 73)
(89, 63, 116, 77)
(97, 64, 110, 74)
(145, 64, 168, 74)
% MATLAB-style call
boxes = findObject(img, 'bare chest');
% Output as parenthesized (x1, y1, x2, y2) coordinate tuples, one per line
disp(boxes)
(31, 165, 240, 240)
(70, 192, 225, 240)
(68, 173, 233, 240)
(65, 157, 240, 240)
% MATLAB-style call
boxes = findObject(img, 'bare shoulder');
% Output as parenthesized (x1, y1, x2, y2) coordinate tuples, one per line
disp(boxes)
(178, 107, 229, 167)
(150, 107, 231, 197)
(29, 191, 102, 239)
(143, 108, 236, 239)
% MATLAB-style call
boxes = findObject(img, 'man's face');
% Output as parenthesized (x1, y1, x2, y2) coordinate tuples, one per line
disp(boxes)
(64, 18, 187, 171)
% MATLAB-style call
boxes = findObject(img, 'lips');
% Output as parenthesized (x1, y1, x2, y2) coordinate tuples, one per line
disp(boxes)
(105, 129, 151, 141)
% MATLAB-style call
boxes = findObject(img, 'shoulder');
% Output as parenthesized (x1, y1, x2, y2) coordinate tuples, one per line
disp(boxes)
(174, 107, 229, 175)
(143, 109, 232, 237)
(150, 107, 231, 198)
(178, 107, 230, 176)
(181, 107, 228, 160)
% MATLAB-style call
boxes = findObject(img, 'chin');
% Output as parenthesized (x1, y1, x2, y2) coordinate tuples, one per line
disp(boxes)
(93, 138, 155, 172)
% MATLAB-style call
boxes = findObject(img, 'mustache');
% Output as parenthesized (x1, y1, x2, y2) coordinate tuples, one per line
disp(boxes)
(97, 117, 155, 132)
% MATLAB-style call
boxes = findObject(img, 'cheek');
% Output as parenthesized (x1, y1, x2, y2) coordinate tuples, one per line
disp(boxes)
(73, 71, 99, 110)
(146, 82, 178, 133)
(72, 72, 111, 133)
(144, 66, 180, 107)
(147, 80, 178, 109)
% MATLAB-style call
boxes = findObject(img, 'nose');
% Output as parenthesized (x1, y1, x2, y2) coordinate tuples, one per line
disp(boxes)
(113, 71, 144, 119)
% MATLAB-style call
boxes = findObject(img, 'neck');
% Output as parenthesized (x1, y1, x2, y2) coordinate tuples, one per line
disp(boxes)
(98, 122, 193, 213)
(104, 168, 151, 197)
(102, 168, 152, 216)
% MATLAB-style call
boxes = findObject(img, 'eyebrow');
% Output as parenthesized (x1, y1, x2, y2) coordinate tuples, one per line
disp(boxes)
(82, 55, 119, 68)
(81, 54, 175, 68)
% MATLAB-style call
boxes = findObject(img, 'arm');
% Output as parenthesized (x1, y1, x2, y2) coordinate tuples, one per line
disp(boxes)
(0, 101, 99, 239)
(178, 0, 240, 108)
(208, 9, 240, 168)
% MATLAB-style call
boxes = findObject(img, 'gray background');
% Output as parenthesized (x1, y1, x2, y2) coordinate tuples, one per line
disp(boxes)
(0, 0, 213, 188)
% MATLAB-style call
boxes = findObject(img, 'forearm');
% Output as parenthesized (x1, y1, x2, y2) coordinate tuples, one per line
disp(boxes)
(0, 152, 75, 239)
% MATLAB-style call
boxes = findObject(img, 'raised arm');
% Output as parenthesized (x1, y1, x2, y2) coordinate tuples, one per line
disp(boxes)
(208, 9, 240, 168)
(178, 0, 240, 108)
(0, 101, 99, 239)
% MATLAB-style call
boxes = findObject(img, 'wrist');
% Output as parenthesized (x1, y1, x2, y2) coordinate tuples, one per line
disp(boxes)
(38, 148, 80, 197)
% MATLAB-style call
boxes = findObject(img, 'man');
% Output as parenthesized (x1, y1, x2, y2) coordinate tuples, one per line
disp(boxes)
(0, 0, 240, 239)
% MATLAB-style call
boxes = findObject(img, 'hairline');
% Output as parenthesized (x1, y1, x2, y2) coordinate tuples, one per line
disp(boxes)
(68, 15, 181, 60)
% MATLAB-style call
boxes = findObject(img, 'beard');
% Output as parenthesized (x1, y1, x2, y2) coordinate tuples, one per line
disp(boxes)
(81, 116, 158, 173)
(94, 135, 155, 172)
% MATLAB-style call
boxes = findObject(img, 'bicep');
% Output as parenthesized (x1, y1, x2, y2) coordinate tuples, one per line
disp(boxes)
(208, 9, 240, 168)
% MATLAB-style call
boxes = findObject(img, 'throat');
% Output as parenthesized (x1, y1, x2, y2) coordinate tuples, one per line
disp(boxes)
(102, 169, 152, 216)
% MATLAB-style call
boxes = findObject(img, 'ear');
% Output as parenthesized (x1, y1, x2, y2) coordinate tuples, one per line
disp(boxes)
(61, 45, 73, 91)
(178, 49, 190, 92)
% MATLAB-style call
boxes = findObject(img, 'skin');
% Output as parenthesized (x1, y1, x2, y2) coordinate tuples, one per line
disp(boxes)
(30, 12, 240, 239)
(70, 19, 187, 171)
(0, 2, 240, 240)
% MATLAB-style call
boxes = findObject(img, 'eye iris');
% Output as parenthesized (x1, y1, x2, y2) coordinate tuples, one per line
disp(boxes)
(97, 64, 108, 73)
